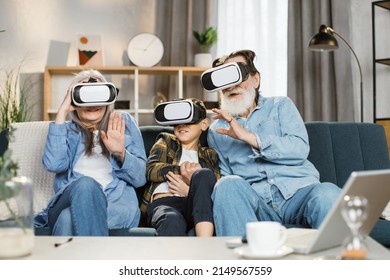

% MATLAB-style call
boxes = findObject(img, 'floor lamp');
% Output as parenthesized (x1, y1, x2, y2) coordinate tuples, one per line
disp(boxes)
(308, 24, 363, 122)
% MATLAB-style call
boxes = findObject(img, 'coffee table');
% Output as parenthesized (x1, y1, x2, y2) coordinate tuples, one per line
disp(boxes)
(17, 235, 390, 260)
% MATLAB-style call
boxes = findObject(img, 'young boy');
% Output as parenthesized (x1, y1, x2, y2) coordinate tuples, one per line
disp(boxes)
(141, 98, 220, 236)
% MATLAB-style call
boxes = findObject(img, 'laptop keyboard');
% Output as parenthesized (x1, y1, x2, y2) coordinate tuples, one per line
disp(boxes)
(285, 228, 317, 249)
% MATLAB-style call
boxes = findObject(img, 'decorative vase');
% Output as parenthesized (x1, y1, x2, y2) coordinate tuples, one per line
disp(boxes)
(0, 176, 34, 258)
(194, 53, 212, 68)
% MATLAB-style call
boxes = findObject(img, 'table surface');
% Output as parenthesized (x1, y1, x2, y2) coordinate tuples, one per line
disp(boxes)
(17, 235, 390, 260)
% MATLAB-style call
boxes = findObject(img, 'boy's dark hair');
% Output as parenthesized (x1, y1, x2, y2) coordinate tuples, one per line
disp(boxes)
(188, 97, 207, 121)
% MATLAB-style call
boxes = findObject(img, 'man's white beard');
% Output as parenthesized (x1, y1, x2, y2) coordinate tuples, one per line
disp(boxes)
(220, 86, 257, 117)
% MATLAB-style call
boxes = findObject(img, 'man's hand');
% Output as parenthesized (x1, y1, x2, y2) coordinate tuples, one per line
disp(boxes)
(212, 108, 259, 149)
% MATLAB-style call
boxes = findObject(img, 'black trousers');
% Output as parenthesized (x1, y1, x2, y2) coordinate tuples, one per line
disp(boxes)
(146, 168, 217, 236)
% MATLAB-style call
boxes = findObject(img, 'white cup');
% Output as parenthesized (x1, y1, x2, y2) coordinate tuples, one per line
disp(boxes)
(246, 221, 287, 255)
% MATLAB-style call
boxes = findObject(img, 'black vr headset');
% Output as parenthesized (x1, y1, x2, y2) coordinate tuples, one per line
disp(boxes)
(154, 99, 206, 126)
(200, 62, 249, 93)
(71, 78, 118, 107)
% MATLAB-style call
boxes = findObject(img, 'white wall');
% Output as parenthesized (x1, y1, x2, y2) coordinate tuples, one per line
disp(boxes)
(0, 0, 155, 71)
(0, 0, 387, 123)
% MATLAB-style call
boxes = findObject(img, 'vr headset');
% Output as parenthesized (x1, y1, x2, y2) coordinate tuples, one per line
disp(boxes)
(154, 99, 206, 126)
(200, 62, 249, 93)
(71, 82, 118, 107)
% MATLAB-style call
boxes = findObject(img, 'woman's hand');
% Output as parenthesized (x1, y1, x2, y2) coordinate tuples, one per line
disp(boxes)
(212, 108, 259, 149)
(101, 111, 126, 162)
(55, 88, 76, 124)
(166, 171, 189, 197)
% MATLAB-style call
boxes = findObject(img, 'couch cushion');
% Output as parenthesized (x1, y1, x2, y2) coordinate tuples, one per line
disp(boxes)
(306, 122, 390, 187)
(305, 122, 338, 185)
(357, 123, 390, 170)
(140, 125, 173, 157)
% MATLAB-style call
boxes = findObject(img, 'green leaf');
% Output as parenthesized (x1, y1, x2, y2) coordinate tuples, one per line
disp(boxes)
(0, 63, 33, 130)
(0, 180, 22, 201)
(193, 26, 218, 52)
(0, 128, 20, 202)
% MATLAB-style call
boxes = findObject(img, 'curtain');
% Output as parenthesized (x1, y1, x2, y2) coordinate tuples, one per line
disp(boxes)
(133, 0, 210, 125)
(216, 0, 288, 97)
(288, 0, 355, 121)
(153, 0, 211, 102)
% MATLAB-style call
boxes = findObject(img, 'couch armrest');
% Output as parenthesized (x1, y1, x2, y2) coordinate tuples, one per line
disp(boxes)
(9, 121, 54, 215)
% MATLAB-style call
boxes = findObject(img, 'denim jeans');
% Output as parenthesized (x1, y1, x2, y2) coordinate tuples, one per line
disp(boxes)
(212, 175, 341, 236)
(48, 176, 109, 236)
(147, 168, 216, 236)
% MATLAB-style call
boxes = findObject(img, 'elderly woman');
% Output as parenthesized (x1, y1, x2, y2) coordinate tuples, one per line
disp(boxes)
(35, 69, 147, 236)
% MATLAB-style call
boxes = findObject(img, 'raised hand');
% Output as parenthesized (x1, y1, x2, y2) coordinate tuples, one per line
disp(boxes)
(56, 88, 76, 124)
(212, 108, 258, 149)
(101, 111, 126, 162)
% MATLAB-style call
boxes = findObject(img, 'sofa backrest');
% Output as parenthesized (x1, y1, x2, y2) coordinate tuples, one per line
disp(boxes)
(140, 125, 173, 157)
(305, 122, 390, 187)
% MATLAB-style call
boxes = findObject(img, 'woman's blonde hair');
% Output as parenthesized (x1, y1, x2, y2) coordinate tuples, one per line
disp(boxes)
(69, 69, 115, 157)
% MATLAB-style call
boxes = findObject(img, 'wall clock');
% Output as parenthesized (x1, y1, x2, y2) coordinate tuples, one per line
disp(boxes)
(127, 33, 164, 67)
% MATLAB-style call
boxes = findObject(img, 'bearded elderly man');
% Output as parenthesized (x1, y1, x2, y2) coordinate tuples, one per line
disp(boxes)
(207, 49, 341, 236)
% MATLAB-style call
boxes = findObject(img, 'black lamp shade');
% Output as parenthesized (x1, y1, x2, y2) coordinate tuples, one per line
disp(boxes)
(308, 25, 339, 51)
(308, 24, 364, 122)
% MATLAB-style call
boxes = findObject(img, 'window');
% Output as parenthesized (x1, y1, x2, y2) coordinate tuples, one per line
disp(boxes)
(214, 0, 288, 97)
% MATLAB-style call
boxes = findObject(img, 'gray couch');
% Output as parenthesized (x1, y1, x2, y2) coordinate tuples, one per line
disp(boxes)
(305, 122, 390, 247)
(1, 121, 389, 246)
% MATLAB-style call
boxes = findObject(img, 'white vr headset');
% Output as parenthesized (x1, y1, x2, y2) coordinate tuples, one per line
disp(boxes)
(71, 82, 118, 107)
(154, 99, 206, 126)
(200, 62, 249, 93)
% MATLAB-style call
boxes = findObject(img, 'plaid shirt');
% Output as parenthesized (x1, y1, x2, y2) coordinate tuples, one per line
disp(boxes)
(140, 132, 220, 215)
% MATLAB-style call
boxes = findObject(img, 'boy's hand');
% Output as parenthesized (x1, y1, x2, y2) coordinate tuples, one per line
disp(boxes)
(180, 161, 202, 185)
(167, 172, 189, 197)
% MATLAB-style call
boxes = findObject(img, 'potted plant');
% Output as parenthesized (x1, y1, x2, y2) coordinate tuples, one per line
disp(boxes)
(0, 40, 35, 256)
(0, 65, 32, 131)
(0, 131, 34, 258)
(192, 26, 218, 67)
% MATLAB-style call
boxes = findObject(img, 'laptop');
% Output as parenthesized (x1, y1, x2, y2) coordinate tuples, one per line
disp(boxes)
(286, 169, 390, 254)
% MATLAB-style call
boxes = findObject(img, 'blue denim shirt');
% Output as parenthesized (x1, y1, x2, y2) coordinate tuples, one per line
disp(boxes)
(34, 112, 147, 227)
(207, 95, 320, 204)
